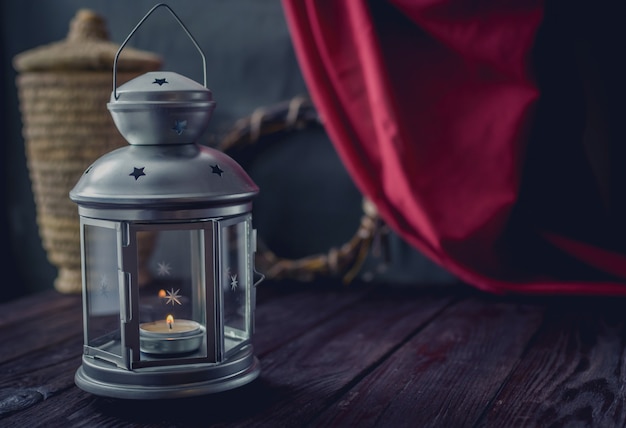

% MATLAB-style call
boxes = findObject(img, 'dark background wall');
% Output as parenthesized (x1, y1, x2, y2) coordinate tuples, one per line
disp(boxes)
(1, 0, 454, 301)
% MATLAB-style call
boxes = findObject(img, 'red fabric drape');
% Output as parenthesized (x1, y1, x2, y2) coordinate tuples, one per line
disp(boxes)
(281, 0, 626, 294)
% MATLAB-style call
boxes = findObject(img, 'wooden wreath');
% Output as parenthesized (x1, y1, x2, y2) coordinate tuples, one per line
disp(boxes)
(218, 96, 387, 284)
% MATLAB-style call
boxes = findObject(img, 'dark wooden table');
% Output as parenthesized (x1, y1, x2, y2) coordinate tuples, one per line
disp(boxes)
(2, 280, 626, 427)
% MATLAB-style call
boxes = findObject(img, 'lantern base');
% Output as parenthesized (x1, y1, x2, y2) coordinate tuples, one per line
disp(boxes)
(75, 345, 260, 399)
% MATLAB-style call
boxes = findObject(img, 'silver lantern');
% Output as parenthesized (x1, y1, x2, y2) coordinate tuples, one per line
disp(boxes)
(70, 4, 262, 399)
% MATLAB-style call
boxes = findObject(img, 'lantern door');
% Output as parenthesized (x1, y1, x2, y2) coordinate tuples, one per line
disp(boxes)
(127, 222, 217, 369)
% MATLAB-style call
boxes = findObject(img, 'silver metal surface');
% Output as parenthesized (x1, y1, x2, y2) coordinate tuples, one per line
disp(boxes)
(70, 143, 258, 208)
(113, 71, 211, 103)
(139, 324, 206, 355)
(75, 345, 260, 399)
(76, 202, 253, 222)
(108, 71, 215, 146)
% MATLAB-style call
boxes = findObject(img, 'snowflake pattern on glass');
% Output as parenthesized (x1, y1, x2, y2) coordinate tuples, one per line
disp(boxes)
(97, 275, 109, 297)
(157, 261, 172, 276)
(164, 288, 182, 306)
(225, 267, 240, 292)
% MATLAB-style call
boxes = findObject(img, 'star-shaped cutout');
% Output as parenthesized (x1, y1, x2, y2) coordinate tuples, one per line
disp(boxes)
(164, 288, 182, 306)
(211, 164, 224, 177)
(153, 78, 168, 86)
(157, 261, 172, 276)
(230, 274, 239, 291)
(172, 120, 187, 135)
(130, 167, 145, 180)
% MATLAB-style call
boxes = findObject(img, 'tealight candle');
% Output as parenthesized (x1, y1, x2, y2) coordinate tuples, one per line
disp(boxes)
(139, 315, 205, 355)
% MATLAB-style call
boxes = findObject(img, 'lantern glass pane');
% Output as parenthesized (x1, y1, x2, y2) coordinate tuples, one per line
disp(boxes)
(137, 229, 208, 361)
(84, 223, 122, 358)
(221, 219, 250, 354)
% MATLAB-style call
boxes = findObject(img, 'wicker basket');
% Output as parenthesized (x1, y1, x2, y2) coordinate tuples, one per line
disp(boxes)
(14, 9, 162, 293)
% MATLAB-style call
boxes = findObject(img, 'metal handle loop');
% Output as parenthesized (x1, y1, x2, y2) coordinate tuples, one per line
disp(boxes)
(112, 3, 207, 100)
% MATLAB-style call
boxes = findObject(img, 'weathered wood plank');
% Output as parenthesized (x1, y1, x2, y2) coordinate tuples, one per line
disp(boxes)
(312, 293, 546, 427)
(478, 296, 626, 427)
(208, 286, 461, 427)
(253, 282, 372, 355)
(0, 358, 80, 420)
(0, 327, 83, 419)
(0, 291, 80, 328)
(0, 333, 82, 388)
(0, 387, 99, 428)
(0, 302, 83, 363)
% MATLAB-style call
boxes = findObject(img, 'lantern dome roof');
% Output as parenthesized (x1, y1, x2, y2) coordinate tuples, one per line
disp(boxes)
(69, 143, 259, 209)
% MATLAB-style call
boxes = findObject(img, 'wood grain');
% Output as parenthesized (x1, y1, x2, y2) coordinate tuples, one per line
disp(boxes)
(313, 294, 546, 427)
(212, 287, 458, 427)
(0, 302, 82, 363)
(0, 285, 456, 427)
(0, 291, 80, 328)
(478, 296, 626, 427)
(4, 284, 626, 427)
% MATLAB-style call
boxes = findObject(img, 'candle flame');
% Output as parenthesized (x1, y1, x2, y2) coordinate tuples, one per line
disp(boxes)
(166, 314, 174, 329)
(158, 289, 166, 298)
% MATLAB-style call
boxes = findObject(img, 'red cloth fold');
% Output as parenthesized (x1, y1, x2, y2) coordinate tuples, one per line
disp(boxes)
(281, 0, 626, 294)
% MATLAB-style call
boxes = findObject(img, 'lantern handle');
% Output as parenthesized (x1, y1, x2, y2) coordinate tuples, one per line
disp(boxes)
(112, 2, 207, 100)
(253, 270, 265, 288)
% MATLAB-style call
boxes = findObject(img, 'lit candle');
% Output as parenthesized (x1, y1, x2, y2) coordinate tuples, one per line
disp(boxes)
(142, 315, 199, 334)
(139, 315, 204, 355)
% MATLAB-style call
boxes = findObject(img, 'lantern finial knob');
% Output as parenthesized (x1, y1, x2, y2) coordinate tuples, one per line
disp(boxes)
(67, 9, 109, 42)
